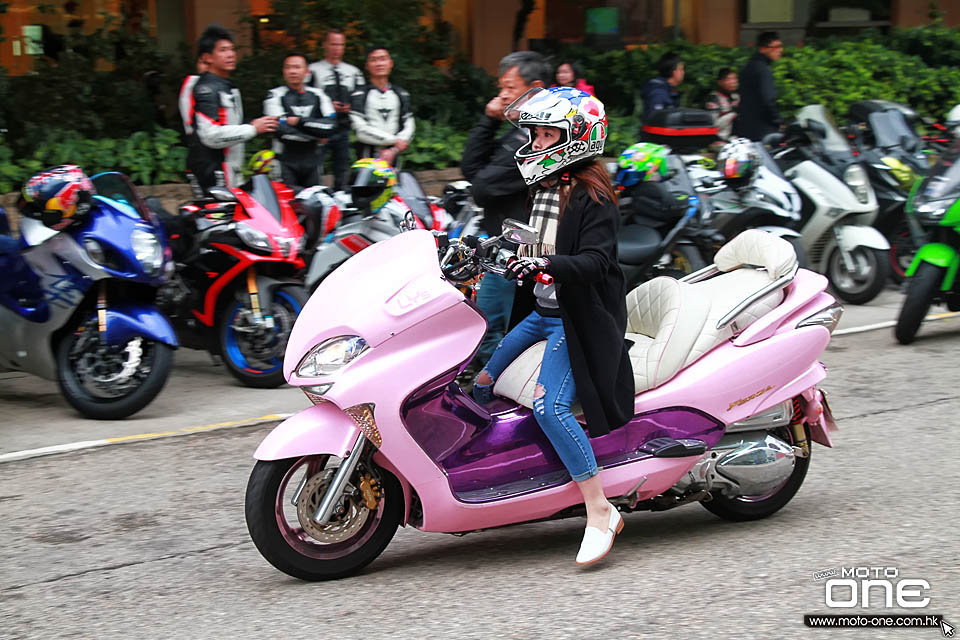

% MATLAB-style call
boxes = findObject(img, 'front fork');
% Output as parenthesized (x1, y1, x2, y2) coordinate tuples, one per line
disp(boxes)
(97, 281, 108, 338)
(245, 267, 274, 329)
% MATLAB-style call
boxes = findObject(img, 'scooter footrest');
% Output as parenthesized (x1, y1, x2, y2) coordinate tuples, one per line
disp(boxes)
(638, 437, 707, 458)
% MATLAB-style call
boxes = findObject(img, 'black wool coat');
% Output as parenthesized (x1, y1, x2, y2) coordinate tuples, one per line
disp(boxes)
(733, 52, 783, 141)
(548, 185, 635, 437)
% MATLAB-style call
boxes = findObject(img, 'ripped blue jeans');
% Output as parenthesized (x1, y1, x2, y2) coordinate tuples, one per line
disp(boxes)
(473, 311, 599, 482)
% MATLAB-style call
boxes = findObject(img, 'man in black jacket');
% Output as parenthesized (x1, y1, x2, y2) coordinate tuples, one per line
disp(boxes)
(734, 31, 784, 141)
(264, 52, 336, 192)
(460, 50, 550, 375)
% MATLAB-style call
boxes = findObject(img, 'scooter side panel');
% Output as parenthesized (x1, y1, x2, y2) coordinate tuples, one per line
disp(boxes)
(634, 325, 832, 425)
(733, 270, 830, 346)
(414, 455, 700, 533)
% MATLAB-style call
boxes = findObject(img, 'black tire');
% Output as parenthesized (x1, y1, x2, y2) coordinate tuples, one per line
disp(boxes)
(245, 456, 403, 581)
(895, 262, 944, 345)
(783, 236, 809, 269)
(219, 284, 309, 388)
(701, 426, 811, 522)
(826, 245, 890, 305)
(56, 327, 173, 420)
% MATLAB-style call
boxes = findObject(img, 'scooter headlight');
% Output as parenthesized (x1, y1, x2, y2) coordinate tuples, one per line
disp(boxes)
(843, 164, 870, 205)
(295, 335, 369, 378)
(236, 221, 273, 252)
(131, 228, 163, 276)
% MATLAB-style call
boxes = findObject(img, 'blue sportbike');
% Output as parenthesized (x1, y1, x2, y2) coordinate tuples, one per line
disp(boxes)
(0, 172, 177, 419)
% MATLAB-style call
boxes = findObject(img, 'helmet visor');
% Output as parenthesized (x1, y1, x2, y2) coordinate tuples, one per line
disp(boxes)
(504, 87, 550, 127)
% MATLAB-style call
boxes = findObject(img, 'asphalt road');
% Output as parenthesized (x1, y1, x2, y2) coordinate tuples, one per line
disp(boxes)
(1, 315, 958, 639)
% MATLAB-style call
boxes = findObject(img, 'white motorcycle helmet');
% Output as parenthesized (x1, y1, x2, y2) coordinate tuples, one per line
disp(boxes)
(716, 137, 757, 180)
(946, 104, 960, 139)
(505, 86, 608, 184)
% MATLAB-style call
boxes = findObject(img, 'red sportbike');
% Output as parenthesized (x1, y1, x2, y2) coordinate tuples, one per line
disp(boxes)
(152, 174, 309, 388)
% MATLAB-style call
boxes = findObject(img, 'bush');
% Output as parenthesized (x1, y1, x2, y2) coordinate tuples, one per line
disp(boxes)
(0, 129, 188, 193)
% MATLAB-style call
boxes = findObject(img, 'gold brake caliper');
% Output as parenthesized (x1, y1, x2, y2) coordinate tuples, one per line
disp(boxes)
(358, 474, 381, 510)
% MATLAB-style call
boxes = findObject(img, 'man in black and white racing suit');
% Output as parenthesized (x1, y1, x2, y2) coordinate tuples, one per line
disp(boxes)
(186, 25, 277, 192)
(349, 46, 415, 167)
(264, 53, 336, 192)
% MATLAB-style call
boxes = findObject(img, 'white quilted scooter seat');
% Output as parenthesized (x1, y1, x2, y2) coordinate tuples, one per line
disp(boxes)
(492, 230, 798, 407)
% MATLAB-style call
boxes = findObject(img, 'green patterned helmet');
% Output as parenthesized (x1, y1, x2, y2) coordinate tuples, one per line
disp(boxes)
(615, 142, 669, 187)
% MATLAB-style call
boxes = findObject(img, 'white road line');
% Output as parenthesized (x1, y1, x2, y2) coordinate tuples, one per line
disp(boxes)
(834, 311, 960, 336)
(0, 413, 292, 464)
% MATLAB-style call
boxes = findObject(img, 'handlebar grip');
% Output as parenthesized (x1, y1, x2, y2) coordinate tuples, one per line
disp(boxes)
(535, 272, 554, 285)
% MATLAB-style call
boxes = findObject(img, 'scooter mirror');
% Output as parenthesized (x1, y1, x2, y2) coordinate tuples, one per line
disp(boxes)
(208, 186, 238, 203)
(501, 218, 540, 245)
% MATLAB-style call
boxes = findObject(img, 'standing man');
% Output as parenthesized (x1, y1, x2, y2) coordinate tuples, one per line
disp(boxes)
(349, 46, 415, 167)
(186, 25, 277, 191)
(264, 52, 336, 192)
(734, 31, 784, 141)
(459, 50, 550, 378)
(309, 30, 365, 190)
(641, 52, 684, 121)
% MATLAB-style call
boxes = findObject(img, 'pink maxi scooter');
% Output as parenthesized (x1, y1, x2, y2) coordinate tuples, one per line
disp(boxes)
(245, 224, 840, 581)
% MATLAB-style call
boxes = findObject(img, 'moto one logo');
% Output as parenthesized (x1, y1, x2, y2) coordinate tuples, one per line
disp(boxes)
(825, 567, 931, 609)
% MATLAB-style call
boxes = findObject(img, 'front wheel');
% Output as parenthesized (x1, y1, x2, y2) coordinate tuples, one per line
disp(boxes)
(895, 262, 944, 345)
(245, 454, 403, 581)
(56, 318, 173, 419)
(826, 245, 890, 305)
(219, 284, 308, 388)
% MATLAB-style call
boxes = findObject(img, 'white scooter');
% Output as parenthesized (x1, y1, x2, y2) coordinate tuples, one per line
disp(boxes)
(769, 105, 890, 305)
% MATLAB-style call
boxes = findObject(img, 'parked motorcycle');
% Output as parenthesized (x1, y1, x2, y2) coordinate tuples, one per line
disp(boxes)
(614, 152, 719, 286)
(683, 143, 806, 265)
(296, 172, 444, 292)
(244, 224, 840, 580)
(770, 105, 890, 304)
(895, 142, 960, 344)
(845, 100, 934, 281)
(0, 172, 176, 419)
(151, 174, 309, 388)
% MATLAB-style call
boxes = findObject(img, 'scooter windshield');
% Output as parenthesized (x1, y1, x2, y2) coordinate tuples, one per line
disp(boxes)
(796, 105, 852, 155)
(868, 110, 921, 150)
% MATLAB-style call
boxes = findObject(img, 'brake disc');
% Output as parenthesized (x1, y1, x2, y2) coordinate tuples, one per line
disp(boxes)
(296, 470, 370, 543)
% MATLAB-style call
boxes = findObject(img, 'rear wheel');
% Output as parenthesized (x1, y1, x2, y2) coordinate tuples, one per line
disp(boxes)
(219, 285, 308, 388)
(895, 262, 944, 345)
(56, 317, 173, 419)
(245, 454, 403, 581)
(701, 425, 810, 522)
(826, 245, 890, 305)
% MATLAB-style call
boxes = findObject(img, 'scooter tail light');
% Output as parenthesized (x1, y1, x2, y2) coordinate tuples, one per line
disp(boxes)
(796, 303, 844, 334)
(344, 403, 381, 448)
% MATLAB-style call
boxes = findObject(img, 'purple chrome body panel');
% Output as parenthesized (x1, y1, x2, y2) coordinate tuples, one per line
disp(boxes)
(403, 383, 724, 502)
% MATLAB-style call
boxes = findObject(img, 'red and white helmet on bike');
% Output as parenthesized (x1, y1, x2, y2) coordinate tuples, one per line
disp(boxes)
(506, 86, 608, 185)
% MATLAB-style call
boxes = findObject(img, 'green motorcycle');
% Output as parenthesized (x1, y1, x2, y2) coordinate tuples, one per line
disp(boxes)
(895, 149, 960, 345)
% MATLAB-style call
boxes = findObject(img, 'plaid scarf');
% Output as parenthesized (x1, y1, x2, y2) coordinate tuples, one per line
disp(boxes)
(519, 183, 561, 258)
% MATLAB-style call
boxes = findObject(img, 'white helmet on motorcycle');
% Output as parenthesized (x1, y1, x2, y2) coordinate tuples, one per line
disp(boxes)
(505, 86, 608, 185)
(946, 104, 960, 139)
(716, 137, 757, 180)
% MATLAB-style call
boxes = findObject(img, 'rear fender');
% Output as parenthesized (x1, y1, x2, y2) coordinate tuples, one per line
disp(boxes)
(104, 304, 178, 348)
(798, 387, 838, 447)
(253, 402, 361, 460)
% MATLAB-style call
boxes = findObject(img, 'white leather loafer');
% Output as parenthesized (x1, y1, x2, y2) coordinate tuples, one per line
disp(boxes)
(576, 503, 624, 565)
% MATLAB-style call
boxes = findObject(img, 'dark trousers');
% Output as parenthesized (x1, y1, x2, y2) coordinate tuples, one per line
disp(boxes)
(280, 154, 322, 193)
(317, 128, 351, 191)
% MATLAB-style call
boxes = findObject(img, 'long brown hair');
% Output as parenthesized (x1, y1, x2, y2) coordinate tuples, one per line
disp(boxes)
(558, 160, 618, 215)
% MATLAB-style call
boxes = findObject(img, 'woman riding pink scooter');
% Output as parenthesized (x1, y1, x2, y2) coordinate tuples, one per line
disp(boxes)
(473, 86, 634, 565)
